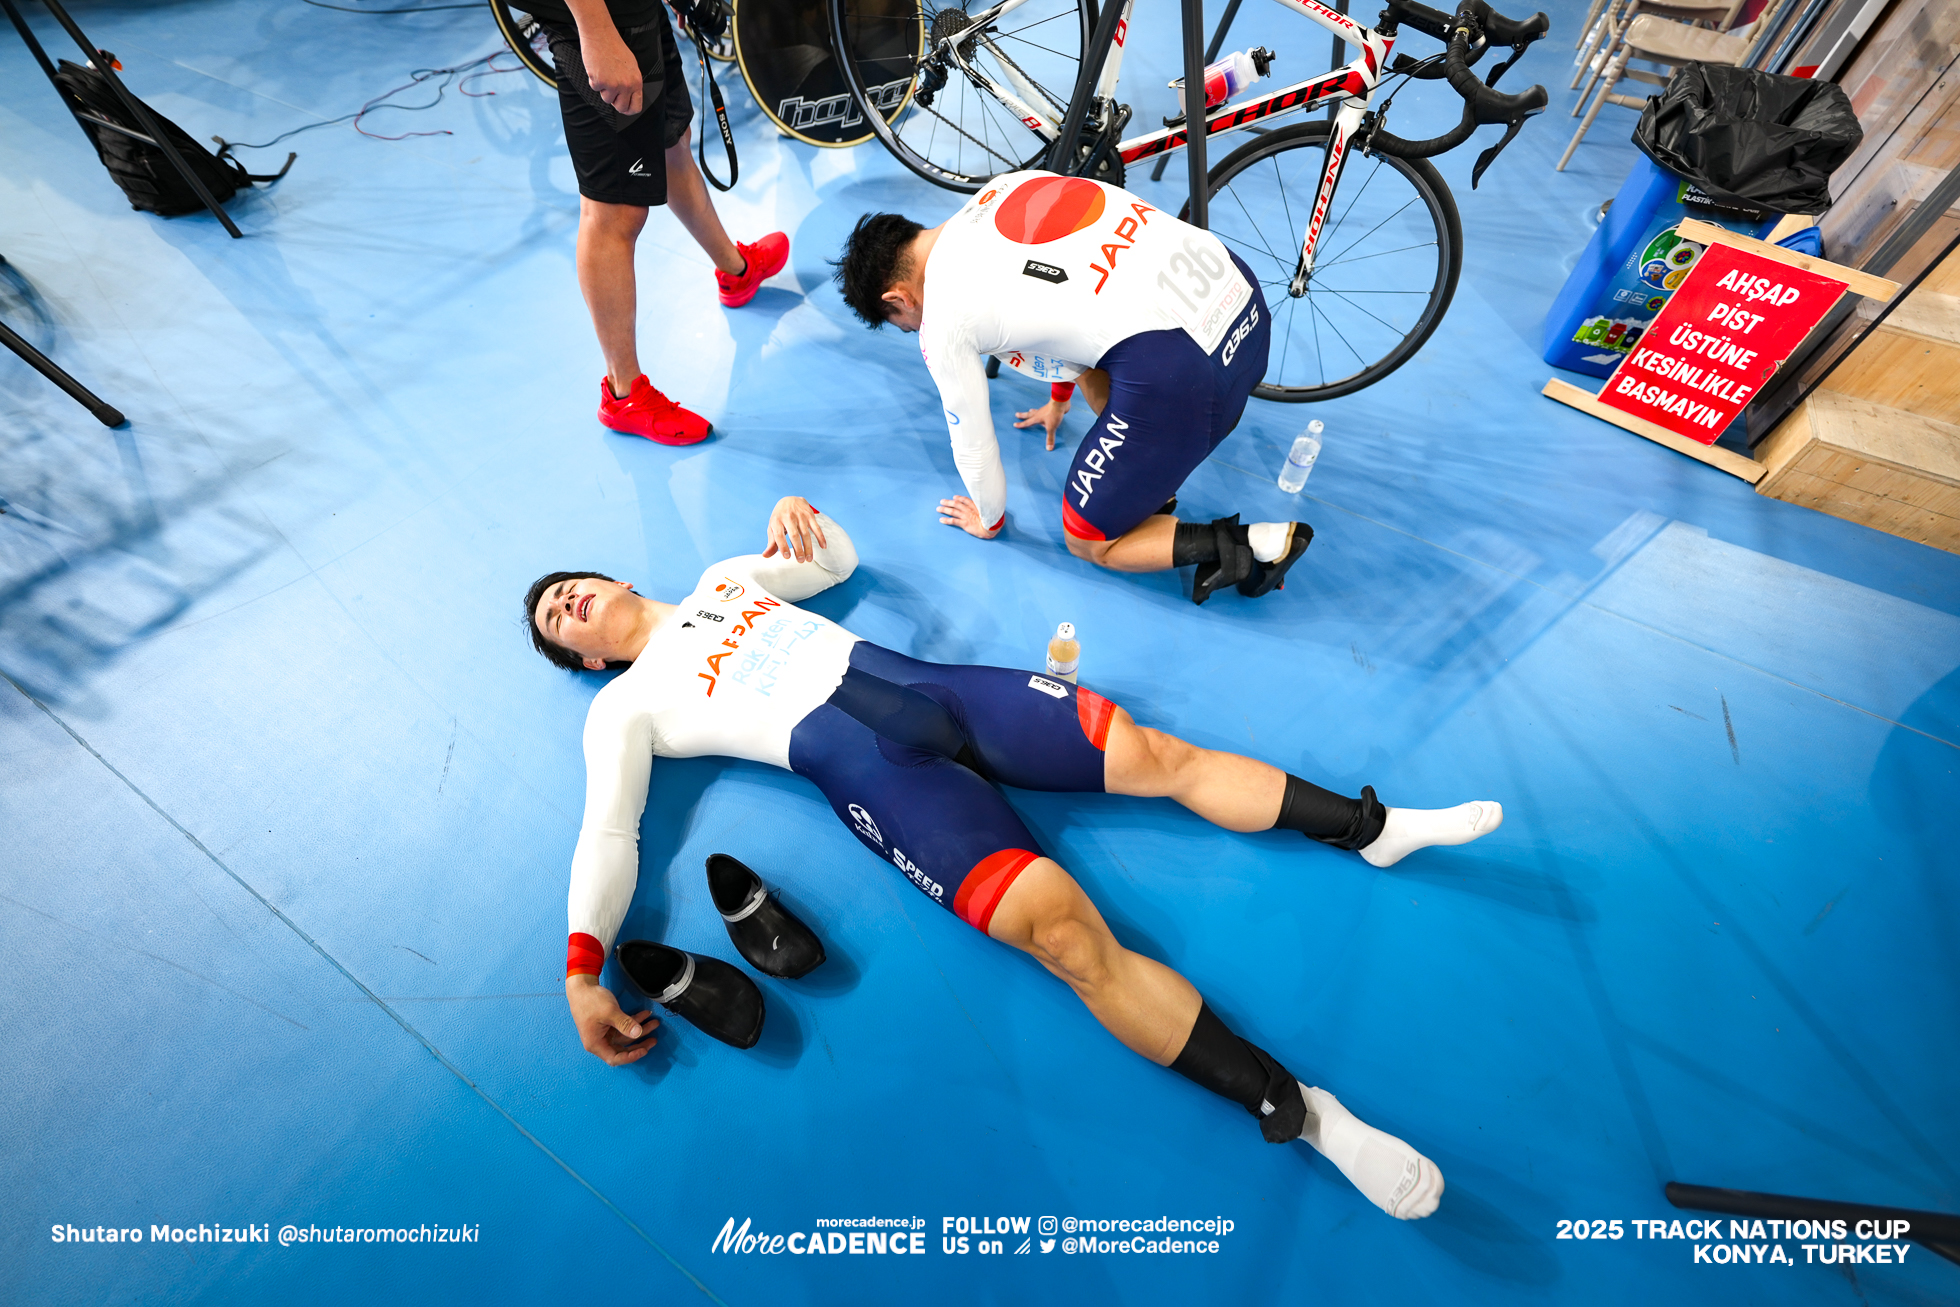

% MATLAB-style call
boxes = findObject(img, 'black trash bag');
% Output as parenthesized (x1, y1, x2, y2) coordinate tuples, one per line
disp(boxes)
(1634, 63, 1861, 216)
(53, 58, 257, 216)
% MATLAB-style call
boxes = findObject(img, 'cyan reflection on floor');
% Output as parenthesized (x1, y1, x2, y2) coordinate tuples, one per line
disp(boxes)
(3, 1, 1956, 1303)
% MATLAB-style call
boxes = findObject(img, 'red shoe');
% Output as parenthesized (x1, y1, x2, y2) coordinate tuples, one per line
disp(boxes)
(597, 375, 712, 445)
(716, 231, 789, 308)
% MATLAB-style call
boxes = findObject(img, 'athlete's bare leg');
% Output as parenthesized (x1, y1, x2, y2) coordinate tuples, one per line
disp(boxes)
(987, 856, 1200, 1064)
(577, 197, 649, 399)
(1101, 706, 1285, 830)
(662, 129, 743, 275)
(1065, 515, 1179, 572)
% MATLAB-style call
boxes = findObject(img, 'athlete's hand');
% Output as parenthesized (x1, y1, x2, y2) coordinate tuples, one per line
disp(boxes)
(937, 495, 1000, 539)
(578, 23, 644, 115)
(764, 495, 827, 563)
(1013, 398, 1069, 451)
(567, 974, 658, 1067)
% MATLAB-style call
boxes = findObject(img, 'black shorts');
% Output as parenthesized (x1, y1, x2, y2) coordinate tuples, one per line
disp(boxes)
(546, 11, 694, 206)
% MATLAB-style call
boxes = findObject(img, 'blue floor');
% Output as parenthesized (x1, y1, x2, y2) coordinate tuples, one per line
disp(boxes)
(3, 1, 1956, 1303)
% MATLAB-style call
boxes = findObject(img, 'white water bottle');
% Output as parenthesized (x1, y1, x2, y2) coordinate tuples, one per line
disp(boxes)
(1278, 420, 1322, 493)
(1174, 47, 1274, 114)
(1045, 622, 1080, 683)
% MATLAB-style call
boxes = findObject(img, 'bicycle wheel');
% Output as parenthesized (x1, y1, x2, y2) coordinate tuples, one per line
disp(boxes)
(490, 2, 557, 89)
(1193, 121, 1462, 402)
(830, 0, 1090, 192)
(738, 0, 914, 146)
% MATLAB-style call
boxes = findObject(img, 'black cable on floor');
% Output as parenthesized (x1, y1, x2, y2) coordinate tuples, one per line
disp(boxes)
(216, 50, 522, 153)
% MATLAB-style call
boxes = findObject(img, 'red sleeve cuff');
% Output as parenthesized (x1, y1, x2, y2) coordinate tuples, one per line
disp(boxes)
(1051, 382, 1075, 402)
(989, 514, 1006, 533)
(566, 932, 605, 978)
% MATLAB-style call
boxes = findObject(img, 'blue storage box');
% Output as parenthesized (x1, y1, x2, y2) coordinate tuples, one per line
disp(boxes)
(1542, 155, 1779, 378)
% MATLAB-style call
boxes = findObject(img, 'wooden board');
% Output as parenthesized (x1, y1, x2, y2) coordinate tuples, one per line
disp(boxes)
(1755, 389, 1960, 553)
(1821, 290, 1960, 426)
(1542, 378, 1767, 482)
(1676, 219, 1901, 301)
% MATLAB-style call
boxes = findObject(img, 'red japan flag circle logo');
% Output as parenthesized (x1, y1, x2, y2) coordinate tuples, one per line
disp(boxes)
(993, 176, 1106, 244)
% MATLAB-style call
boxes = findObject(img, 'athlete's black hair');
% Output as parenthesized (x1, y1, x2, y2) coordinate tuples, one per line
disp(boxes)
(831, 212, 924, 327)
(523, 570, 625, 672)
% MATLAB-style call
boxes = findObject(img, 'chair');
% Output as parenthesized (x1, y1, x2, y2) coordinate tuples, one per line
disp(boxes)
(1572, 0, 1739, 97)
(1557, 13, 1753, 170)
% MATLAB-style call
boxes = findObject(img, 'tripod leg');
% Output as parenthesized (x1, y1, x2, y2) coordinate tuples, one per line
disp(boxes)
(0, 318, 126, 426)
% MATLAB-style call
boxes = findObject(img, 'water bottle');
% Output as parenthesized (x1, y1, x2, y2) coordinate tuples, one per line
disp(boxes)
(1045, 622, 1080, 683)
(1173, 47, 1275, 114)
(1277, 420, 1322, 493)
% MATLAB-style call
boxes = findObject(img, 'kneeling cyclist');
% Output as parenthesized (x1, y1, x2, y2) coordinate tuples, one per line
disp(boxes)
(833, 172, 1308, 604)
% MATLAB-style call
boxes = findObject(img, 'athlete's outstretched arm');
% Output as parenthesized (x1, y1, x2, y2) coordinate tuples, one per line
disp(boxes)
(565, 699, 661, 1065)
(925, 328, 1008, 536)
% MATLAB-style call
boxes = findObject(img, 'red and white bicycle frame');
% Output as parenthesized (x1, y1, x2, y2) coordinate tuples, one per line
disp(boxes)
(935, 0, 1399, 285)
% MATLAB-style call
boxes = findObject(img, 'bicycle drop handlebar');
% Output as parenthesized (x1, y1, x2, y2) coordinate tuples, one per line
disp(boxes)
(1368, 0, 1549, 172)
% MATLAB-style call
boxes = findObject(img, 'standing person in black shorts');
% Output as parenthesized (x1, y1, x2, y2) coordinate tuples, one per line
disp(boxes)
(531, 0, 790, 444)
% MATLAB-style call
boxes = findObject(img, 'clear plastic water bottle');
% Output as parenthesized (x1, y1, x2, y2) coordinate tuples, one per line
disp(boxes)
(1278, 420, 1322, 493)
(1045, 622, 1080, 683)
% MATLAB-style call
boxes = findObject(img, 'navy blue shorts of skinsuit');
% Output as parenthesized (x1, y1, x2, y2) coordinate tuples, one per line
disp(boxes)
(1061, 250, 1271, 543)
(787, 641, 1120, 933)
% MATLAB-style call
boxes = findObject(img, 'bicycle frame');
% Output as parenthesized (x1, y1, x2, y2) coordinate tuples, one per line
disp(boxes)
(933, 0, 1401, 286)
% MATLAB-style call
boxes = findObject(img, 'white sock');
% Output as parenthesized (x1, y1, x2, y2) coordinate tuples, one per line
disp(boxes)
(1359, 800, 1503, 868)
(1298, 1085, 1444, 1219)
(1248, 522, 1293, 563)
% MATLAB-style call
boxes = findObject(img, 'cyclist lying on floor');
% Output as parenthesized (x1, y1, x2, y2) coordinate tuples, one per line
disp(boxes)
(528, 496, 1504, 1218)
(833, 171, 1307, 605)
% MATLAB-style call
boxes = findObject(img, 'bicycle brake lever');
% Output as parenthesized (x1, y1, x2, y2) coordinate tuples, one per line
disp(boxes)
(1484, 42, 1529, 88)
(1469, 114, 1527, 189)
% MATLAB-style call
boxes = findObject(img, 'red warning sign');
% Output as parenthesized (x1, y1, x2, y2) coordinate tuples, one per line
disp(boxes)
(1596, 242, 1848, 444)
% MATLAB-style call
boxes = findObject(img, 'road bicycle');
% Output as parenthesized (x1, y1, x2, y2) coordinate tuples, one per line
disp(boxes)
(828, 0, 1550, 399)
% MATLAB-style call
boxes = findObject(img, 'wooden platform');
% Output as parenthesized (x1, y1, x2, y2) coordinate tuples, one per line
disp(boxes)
(1755, 389, 1960, 554)
(1542, 378, 1767, 482)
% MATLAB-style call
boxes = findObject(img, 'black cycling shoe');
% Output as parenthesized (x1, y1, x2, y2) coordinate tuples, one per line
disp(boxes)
(1238, 522, 1315, 597)
(1155, 496, 1178, 517)
(1191, 514, 1255, 606)
(615, 940, 765, 1049)
(707, 853, 826, 979)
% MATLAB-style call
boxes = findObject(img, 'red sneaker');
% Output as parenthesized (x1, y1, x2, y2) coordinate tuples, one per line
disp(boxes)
(597, 375, 712, 445)
(716, 231, 790, 308)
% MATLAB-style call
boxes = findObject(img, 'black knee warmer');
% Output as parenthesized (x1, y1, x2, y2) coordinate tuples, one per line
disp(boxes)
(1273, 775, 1387, 852)
(1168, 1002, 1308, 1143)
(1171, 522, 1219, 566)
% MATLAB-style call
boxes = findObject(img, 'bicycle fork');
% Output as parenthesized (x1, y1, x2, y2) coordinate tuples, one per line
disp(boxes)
(1289, 52, 1383, 296)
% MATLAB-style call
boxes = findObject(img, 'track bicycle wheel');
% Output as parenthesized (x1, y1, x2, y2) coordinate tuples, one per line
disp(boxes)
(830, 0, 1089, 191)
(1193, 121, 1462, 402)
(738, 0, 914, 146)
(490, 2, 557, 88)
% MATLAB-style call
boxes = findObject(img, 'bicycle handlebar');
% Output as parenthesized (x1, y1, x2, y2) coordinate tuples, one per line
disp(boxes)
(1369, 0, 1548, 163)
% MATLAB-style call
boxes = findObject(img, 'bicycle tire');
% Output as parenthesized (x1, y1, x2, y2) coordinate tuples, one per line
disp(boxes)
(1191, 121, 1462, 403)
(489, 2, 557, 89)
(829, 0, 1091, 192)
(737, 0, 916, 146)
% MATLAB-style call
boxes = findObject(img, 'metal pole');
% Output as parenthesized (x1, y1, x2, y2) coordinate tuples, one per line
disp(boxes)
(0, 318, 126, 426)
(1182, 0, 1208, 228)
(1150, 0, 1242, 182)
(1046, 0, 1130, 174)
(1327, 0, 1348, 123)
(32, 0, 244, 237)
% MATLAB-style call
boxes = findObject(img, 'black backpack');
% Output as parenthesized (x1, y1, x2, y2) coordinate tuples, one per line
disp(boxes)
(52, 57, 285, 216)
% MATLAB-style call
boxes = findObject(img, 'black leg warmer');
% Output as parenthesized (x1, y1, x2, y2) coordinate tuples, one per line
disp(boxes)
(1171, 522, 1219, 566)
(1273, 775, 1387, 852)
(1168, 1002, 1310, 1143)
